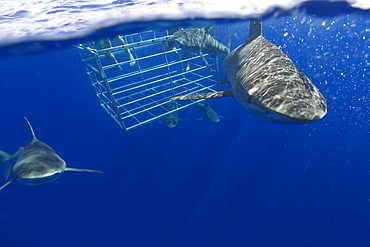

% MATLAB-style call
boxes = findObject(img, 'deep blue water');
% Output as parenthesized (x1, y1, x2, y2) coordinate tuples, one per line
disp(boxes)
(0, 9, 370, 247)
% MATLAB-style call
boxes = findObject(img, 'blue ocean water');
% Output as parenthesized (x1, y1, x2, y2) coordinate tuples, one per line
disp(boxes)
(0, 1, 370, 247)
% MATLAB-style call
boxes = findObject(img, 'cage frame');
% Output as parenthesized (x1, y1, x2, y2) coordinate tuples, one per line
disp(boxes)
(76, 29, 222, 132)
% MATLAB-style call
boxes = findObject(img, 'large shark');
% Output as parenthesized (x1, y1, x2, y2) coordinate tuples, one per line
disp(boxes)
(172, 25, 230, 73)
(171, 20, 327, 124)
(0, 117, 102, 190)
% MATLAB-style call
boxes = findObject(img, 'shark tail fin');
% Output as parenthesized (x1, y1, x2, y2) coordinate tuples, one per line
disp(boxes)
(65, 167, 103, 173)
(24, 117, 37, 140)
(0, 178, 16, 191)
(0, 147, 23, 182)
(245, 20, 262, 45)
(171, 89, 233, 101)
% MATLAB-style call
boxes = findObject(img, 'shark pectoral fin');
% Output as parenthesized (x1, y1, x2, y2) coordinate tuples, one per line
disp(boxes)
(223, 89, 233, 97)
(0, 179, 16, 191)
(171, 89, 233, 101)
(0, 150, 13, 161)
(0, 147, 24, 182)
(65, 168, 103, 173)
(2, 164, 11, 183)
(0, 156, 13, 183)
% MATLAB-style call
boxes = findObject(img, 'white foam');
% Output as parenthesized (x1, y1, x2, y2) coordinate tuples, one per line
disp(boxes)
(0, 0, 368, 47)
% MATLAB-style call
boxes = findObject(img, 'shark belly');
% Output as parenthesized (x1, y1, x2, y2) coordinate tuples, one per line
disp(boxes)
(17, 172, 64, 185)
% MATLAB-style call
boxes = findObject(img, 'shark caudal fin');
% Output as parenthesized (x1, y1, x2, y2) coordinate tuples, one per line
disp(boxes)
(0, 147, 23, 183)
(65, 167, 103, 173)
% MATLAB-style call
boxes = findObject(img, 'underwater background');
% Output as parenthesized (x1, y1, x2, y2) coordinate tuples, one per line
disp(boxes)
(0, 1, 370, 246)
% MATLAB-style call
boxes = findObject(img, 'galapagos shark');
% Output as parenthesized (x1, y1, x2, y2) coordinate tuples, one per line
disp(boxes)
(165, 101, 188, 128)
(164, 27, 182, 52)
(172, 25, 230, 73)
(171, 20, 327, 124)
(0, 117, 102, 190)
(194, 101, 220, 123)
(164, 27, 191, 70)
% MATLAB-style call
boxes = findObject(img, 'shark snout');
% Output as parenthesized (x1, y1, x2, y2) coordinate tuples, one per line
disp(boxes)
(285, 101, 327, 122)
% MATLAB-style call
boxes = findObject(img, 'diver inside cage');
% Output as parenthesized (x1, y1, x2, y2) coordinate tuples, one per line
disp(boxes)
(94, 35, 136, 71)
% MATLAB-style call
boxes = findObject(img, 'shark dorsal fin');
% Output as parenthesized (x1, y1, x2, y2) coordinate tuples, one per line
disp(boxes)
(245, 20, 262, 45)
(204, 25, 212, 33)
(23, 117, 37, 140)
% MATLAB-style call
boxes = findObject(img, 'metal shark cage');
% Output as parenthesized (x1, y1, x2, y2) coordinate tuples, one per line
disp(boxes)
(76, 29, 221, 132)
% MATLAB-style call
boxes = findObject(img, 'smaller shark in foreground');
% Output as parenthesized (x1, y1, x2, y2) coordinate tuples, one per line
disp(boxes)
(194, 101, 220, 123)
(0, 117, 102, 190)
(171, 20, 327, 124)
